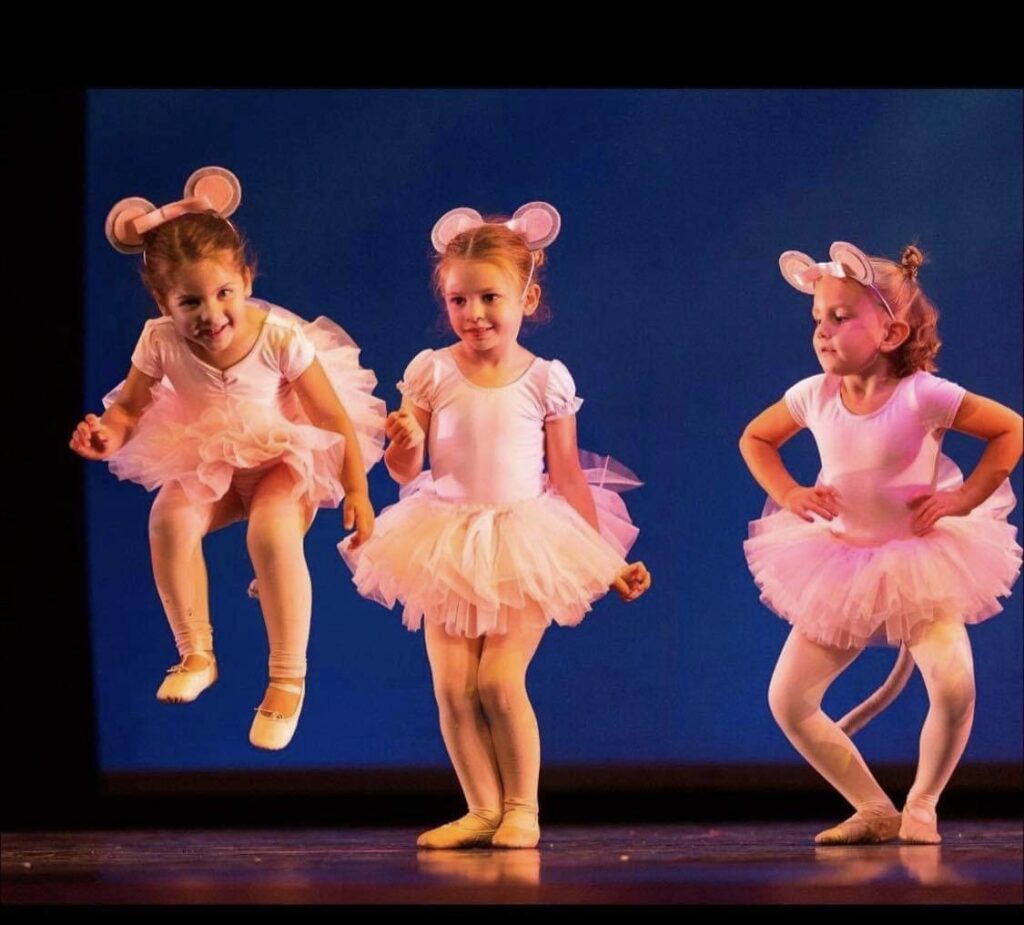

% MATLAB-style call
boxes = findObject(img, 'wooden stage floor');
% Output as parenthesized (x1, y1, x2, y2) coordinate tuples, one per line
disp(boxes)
(4, 821, 1021, 905)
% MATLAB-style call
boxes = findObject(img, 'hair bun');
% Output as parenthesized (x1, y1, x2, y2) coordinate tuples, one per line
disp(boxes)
(900, 244, 926, 279)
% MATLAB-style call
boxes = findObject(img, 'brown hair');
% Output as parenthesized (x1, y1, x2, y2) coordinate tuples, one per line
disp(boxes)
(870, 244, 941, 376)
(432, 219, 551, 324)
(138, 212, 256, 304)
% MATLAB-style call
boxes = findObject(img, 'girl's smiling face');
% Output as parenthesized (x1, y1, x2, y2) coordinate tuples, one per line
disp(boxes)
(442, 259, 539, 358)
(156, 253, 253, 360)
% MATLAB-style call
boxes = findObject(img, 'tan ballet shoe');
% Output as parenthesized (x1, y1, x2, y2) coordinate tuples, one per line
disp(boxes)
(814, 811, 902, 845)
(492, 805, 541, 849)
(416, 810, 503, 849)
(900, 804, 942, 844)
(155, 653, 217, 704)
(249, 682, 305, 751)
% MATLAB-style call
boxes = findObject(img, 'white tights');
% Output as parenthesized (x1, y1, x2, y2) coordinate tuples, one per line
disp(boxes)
(148, 464, 314, 679)
(769, 621, 976, 821)
(424, 619, 547, 817)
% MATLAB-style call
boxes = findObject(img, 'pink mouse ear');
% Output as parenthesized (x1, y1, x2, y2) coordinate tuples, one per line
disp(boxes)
(829, 241, 874, 286)
(431, 207, 485, 253)
(105, 197, 157, 254)
(779, 250, 819, 293)
(183, 166, 242, 217)
(507, 202, 561, 250)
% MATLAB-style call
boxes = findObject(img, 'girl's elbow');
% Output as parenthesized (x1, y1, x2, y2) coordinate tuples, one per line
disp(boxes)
(740, 427, 779, 454)
(991, 414, 1024, 452)
(1011, 417, 1024, 463)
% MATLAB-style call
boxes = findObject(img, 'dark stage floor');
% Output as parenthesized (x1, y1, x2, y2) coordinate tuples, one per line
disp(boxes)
(3, 821, 1021, 905)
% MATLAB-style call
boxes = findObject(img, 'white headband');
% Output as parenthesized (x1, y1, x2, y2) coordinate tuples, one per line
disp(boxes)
(779, 241, 894, 318)
(431, 202, 561, 254)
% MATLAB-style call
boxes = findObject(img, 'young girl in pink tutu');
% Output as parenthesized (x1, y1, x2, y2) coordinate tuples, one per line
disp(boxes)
(70, 167, 386, 751)
(741, 241, 1022, 845)
(340, 203, 651, 848)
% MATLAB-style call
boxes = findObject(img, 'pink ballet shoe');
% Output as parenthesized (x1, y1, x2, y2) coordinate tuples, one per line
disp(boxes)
(900, 804, 942, 844)
(416, 810, 503, 849)
(814, 811, 902, 845)
(249, 682, 305, 751)
(155, 654, 217, 703)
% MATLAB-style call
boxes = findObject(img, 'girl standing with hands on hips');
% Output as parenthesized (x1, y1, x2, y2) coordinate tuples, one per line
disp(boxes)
(341, 203, 651, 848)
(741, 241, 1022, 845)
(71, 167, 386, 750)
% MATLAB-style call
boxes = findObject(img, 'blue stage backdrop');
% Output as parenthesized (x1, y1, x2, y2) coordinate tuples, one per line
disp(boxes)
(85, 90, 1022, 772)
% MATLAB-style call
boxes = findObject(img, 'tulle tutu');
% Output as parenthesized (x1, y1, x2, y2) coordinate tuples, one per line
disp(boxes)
(340, 452, 641, 637)
(744, 455, 1022, 648)
(103, 312, 386, 509)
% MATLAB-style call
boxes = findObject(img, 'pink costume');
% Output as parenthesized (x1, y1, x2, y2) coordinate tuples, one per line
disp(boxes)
(745, 370, 1022, 649)
(103, 300, 386, 509)
(340, 346, 640, 637)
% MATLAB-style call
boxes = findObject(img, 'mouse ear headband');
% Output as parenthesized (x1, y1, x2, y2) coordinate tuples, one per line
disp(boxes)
(431, 202, 560, 295)
(779, 241, 894, 318)
(104, 166, 242, 255)
(430, 201, 561, 253)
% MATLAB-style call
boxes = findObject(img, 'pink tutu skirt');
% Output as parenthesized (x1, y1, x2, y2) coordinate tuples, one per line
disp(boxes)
(744, 456, 1022, 649)
(340, 452, 641, 637)
(103, 313, 386, 510)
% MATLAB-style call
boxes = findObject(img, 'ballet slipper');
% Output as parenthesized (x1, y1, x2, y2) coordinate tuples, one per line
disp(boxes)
(249, 681, 305, 751)
(155, 652, 217, 703)
(900, 803, 942, 844)
(416, 809, 504, 849)
(814, 810, 902, 845)
(492, 803, 541, 849)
